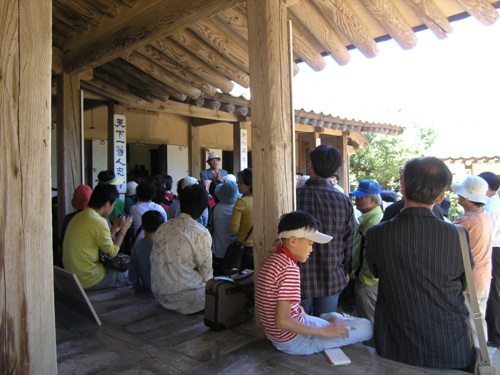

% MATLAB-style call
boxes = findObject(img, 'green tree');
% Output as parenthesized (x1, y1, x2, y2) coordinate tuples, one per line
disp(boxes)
(349, 124, 437, 191)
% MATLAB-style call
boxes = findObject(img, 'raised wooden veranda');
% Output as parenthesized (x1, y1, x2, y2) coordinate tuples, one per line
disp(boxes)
(56, 286, 500, 375)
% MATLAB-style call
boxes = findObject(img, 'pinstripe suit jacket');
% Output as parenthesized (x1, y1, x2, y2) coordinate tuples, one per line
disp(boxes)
(365, 207, 475, 369)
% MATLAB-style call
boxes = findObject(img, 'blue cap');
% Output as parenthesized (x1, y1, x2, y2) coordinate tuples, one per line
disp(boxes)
(350, 180, 381, 197)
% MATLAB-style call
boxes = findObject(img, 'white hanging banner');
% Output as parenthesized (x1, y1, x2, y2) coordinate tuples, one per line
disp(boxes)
(240, 128, 248, 170)
(113, 114, 127, 194)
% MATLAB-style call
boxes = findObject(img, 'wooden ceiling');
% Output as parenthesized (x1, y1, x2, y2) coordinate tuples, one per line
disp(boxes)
(52, 0, 500, 129)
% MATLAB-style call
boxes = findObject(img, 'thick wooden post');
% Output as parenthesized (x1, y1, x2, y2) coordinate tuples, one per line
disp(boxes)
(247, 0, 295, 272)
(1, 0, 57, 373)
(57, 73, 82, 233)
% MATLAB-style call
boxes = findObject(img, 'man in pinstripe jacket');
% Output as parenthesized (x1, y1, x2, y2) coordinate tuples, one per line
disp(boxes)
(365, 157, 475, 371)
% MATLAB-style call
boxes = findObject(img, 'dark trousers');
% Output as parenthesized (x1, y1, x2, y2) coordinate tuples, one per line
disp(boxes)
(486, 247, 500, 346)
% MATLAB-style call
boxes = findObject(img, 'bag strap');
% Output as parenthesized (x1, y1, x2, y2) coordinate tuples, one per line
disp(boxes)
(455, 225, 491, 366)
(243, 226, 253, 243)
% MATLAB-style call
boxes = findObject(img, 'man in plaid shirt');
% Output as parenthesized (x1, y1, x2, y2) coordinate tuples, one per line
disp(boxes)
(296, 145, 355, 316)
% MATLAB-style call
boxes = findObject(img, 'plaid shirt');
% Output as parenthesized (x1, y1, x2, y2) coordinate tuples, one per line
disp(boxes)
(296, 178, 355, 298)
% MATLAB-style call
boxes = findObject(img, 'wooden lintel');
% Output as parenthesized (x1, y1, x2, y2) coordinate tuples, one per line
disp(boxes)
(133, 100, 239, 122)
(313, 126, 343, 136)
(191, 118, 228, 127)
(295, 123, 315, 133)
(63, 0, 245, 74)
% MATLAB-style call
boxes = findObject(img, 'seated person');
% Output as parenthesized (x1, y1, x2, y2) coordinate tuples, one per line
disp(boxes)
(171, 176, 209, 227)
(62, 184, 133, 290)
(211, 180, 240, 275)
(130, 179, 167, 243)
(129, 210, 165, 291)
(124, 181, 138, 215)
(60, 184, 92, 245)
(97, 170, 125, 222)
(255, 211, 373, 355)
(151, 184, 213, 314)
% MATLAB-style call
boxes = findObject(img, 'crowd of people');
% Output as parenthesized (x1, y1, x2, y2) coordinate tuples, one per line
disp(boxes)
(58, 146, 500, 371)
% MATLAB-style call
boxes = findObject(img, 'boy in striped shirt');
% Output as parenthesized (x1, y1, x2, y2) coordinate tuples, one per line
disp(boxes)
(255, 211, 373, 355)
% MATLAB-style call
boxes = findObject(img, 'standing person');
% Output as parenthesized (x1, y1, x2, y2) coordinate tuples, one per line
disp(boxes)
(452, 175, 492, 347)
(296, 145, 355, 316)
(62, 184, 133, 291)
(128, 210, 165, 291)
(129, 179, 167, 243)
(255, 210, 372, 355)
(479, 171, 500, 348)
(229, 168, 254, 270)
(150, 184, 213, 314)
(348, 180, 383, 324)
(200, 152, 228, 183)
(365, 157, 475, 371)
(330, 174, 345, 193)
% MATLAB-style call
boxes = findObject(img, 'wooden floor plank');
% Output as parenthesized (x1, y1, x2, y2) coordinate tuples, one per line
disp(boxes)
(56, 287, 480, 374)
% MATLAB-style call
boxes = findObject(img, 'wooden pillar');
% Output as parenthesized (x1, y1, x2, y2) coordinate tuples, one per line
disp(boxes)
(57, 73, 82, 234)
(1, 0, 57, 372)
(189, 120, 201, 178)
(336, 134, 349, 193)
(247, 0, 295, 272)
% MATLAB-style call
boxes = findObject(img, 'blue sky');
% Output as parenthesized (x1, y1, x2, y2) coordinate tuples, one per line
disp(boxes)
(292, 16, 500, 158)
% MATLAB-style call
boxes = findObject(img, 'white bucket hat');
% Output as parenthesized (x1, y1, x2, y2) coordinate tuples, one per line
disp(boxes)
(451, 175, 491, 205)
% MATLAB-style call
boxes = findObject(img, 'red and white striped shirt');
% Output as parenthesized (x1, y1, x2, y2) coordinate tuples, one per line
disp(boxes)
(255, 246, 304, 343)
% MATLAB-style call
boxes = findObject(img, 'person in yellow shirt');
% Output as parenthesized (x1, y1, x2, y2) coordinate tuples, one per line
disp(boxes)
(229, 168, 253, 270)
(63, 184, 133, 290)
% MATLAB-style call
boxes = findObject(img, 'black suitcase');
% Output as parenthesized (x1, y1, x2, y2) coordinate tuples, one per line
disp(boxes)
(204, 270, 254, 331)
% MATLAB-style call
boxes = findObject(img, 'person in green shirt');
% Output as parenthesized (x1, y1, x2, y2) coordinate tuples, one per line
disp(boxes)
(349, 180, 383, 324)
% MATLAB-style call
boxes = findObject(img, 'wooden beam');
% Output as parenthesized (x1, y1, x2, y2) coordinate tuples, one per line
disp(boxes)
(104, 59, 175, 102)
(56, 0, 105, 27)
(63, 0, 245, 74)
(359, 0, 418, 50)
(456, 0, 499, 25)
(81, 81, 137, 106)
(170, 30, 250, 88)
(122, 52, 202, 99)
(132, 100, 239, 123)
(217, 6, 249, 41)
(289, 1, 350, 66)
(189, 17, 250, 72)
(136, 45, 218, 96)
(247, 0, 295, 270)
(152, 38, 234, 93)
(83, 78, 148, 106)
(53, 2, 90, 33)
(295, 123, 315, 133)
(403, 0, 452, 38)
(287, 11, 327, 71)
(93, 69, 157, 103)
(310, 0, 379, 58)
(1, 1, 56, 372)
(86, 0, 121, 18)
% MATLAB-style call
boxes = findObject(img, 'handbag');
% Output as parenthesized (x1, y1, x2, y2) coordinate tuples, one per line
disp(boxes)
(456, 225, 496, 375)
(221, 226, 253, 275)
(100, 252, 130, 272)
